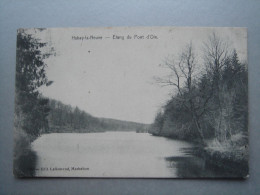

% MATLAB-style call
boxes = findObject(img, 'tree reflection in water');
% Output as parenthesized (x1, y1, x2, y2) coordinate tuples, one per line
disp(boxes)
(165, 147, 245, 178)
(13, 149, 37, 177)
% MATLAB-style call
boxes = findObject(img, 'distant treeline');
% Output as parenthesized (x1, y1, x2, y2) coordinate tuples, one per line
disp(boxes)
(150, 33, 248, 145)
(45, 99, 149, 133)
(46, 99, 100, 133)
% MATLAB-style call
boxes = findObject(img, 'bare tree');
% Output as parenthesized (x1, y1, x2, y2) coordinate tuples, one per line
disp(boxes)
(155, 43, 206, 143)
(203, 32, 229, 77)
(203, 32, 231, 142)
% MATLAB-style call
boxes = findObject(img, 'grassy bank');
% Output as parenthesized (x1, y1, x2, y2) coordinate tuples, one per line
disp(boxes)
(202, 133, 249, 178)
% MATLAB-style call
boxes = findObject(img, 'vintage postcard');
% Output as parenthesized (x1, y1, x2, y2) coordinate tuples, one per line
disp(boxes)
(14, 27, 248, 178)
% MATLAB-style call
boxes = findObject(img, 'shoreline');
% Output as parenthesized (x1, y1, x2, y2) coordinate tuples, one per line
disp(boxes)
(151, 133, 249, 178)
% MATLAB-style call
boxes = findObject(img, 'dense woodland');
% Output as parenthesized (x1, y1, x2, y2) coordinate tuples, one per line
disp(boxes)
(150, 33, 248, 151)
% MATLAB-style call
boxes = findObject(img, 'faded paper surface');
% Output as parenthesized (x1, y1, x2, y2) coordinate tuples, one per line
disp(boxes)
(14, 27, 248, 178)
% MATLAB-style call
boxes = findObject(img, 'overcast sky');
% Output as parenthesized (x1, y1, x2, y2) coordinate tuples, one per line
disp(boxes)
(34, 27, 247, 124)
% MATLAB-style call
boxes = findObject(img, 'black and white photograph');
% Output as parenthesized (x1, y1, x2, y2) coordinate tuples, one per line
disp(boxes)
(13, 27, 248, 178)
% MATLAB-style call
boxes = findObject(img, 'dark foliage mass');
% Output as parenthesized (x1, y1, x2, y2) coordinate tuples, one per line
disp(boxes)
(15, 29, 52, 140)
(14, 29, 54, 176)
(150, 34, 248, 146)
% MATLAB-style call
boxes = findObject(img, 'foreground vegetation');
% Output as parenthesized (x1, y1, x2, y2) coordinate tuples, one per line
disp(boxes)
(149, 33, 248, 176)
(14, 28, 53, 176)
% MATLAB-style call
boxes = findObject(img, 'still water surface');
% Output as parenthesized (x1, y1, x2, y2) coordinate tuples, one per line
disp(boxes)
(32, 131, 193, 177)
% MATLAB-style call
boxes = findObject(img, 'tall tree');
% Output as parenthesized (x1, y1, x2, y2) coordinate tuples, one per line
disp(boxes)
(202, 33, 231, 141)
(15, 28, 53, 140)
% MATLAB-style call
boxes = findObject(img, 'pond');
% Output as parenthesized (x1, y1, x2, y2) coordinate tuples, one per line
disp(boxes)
(31, 132, 193, 177)
(30, 131, 237, 177)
